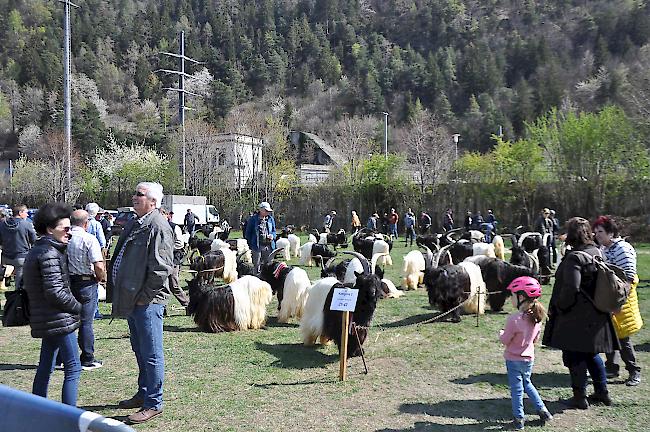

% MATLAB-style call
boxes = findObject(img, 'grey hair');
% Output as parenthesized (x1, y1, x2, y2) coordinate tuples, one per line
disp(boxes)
(85, 202, 100, 216)
(137, 182, 164, 208)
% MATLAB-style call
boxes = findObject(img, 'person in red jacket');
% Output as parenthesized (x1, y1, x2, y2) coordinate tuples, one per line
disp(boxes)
(388, 208, 399, 240)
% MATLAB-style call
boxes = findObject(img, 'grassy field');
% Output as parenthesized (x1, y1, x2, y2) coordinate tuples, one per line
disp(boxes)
(1, 232, 649, 431)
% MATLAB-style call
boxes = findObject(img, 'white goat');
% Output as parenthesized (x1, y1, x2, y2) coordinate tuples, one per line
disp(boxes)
(275, 237, 291, 261)
(457, 261, 486, 315)
(372, 240, 392, 266)
(402, 250, 426, 290)
(288, 233, 301, 258)
(300, 277, 339, 346)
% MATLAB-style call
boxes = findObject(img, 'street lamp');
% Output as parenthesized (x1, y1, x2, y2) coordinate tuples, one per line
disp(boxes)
(381, 112, 389, 160)
(452, 133, 460, 159)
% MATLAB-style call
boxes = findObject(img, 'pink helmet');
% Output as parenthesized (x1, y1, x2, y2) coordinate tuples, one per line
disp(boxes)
(507, 276, 542, 298)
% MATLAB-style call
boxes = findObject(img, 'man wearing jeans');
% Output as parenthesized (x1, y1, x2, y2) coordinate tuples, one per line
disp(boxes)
(244, 202, 276, 274)
(109, 182, 174, 424)
(0, 204, 37, 290)
(67, 210, 106, 370)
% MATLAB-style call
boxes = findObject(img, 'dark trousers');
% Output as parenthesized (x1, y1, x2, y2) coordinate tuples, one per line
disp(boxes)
(606, 337, 641, 375)
(71, 280, 98, 364)
(405, 227, 416, 246)
(562, 350, 608, 393)
(33, 331, 81, 406)
(168, 264, 189, 307)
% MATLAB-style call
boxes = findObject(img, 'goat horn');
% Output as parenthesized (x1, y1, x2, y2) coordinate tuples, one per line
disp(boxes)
(341, 251, 371, 275)
(266, 248, 284, 264)
(370, 252, 388, 274)
(325, 257, 337, 269)
(421, 246, 434, 270)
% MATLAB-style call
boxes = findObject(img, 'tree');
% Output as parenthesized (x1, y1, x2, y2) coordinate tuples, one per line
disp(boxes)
(11, 131, 83, 202)
(398, 101, 454, 198)
(528, 106, 649, 213)
(330, 115, 377, 185)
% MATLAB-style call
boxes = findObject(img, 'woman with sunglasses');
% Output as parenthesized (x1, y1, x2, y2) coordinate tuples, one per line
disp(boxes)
(23, 202, 82, 406)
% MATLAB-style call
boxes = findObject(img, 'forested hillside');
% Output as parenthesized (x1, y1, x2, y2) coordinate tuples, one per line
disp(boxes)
(1, 0, 649, 212)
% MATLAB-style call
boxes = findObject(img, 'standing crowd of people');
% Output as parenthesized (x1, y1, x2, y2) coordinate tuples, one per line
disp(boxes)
(0, 195, 645, 429)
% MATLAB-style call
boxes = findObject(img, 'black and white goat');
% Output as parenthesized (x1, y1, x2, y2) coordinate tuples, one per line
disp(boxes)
(351, 232, 392, 266)
(464, 255, 538, 311)
(258, 249, 311, 322)
(299, 242, 337, 267)
(300, 256, 384, 357)
(326, 251, 403, 299)
(187, 275, 272, 333)
(317, 228, 348, 249)
(278, 225, 301, 258)
(511, 231, 552, 284)
(423, 260, 486, 323)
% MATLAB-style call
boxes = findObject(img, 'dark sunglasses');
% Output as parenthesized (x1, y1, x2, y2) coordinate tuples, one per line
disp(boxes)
(134, 191, 146, 197)
(61, 226, 70, 232)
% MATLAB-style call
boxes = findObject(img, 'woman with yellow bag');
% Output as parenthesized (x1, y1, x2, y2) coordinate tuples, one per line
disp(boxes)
(592, 216, 643, 386)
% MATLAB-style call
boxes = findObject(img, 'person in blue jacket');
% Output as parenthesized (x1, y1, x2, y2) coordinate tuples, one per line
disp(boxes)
(244, 202, 277, 274)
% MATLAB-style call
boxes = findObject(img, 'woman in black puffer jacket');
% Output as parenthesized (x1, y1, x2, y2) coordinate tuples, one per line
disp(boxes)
(23, 203, 81, 406)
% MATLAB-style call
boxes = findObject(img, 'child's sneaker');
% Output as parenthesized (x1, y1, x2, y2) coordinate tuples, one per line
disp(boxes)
(512, 417, 525, 430)
(538, 408, 554, 423)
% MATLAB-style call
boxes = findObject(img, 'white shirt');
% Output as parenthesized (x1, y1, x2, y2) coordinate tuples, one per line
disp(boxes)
(67, 226, 103, 276)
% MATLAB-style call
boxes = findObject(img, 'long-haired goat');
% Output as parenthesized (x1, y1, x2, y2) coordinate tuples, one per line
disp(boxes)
(318, 228, 348, 249)
(299, 242, 336, 267)
(187, 275, 272, 332)
(423, 261, 486, 322)
(258, 249, 311, 322)
(402, 247, 435, 290)
(464, 255, 537, 311)
(300, 255, 384, 357)
(275, 237, 292, 261)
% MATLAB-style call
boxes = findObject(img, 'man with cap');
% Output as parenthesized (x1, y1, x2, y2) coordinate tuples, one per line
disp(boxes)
(323, 210, 336, 233)
(244, 202, 277, 274)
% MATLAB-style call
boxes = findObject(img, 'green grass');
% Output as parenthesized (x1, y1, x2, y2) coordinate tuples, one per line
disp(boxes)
(1, 232, 649, 431)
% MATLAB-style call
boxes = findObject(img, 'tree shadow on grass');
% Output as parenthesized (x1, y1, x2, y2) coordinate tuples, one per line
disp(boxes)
(0, 363, 36, 371)
(97, 334, 130, 340)
(452, 372, 568, 388)
(375, 398, 569, 431)
(255, 342, 338, 369)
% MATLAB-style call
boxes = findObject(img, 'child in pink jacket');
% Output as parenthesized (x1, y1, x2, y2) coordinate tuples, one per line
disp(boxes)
(499, 277, 553, 430)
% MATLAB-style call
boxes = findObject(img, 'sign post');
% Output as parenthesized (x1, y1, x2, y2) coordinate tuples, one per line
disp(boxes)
(330, 288, 359, 382)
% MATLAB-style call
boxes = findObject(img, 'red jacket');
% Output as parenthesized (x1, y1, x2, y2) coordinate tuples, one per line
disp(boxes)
(388, 213, 399, 224)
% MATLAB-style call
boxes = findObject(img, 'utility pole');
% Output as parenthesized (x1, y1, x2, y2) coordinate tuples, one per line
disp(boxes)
(157, 31, 204, 192)
(56, 0, 79, 202)
(452, 133, 461, 159)
(381, 112, 389, 160)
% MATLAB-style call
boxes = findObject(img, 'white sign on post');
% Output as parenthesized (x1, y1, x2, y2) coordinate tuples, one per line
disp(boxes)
(330, 288, 359, 312)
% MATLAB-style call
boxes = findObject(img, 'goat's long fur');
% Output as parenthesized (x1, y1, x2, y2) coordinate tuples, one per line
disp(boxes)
(288, 234, 301, 257)
(299, 241, 316, 266)
(381, 278, 404, 298)
(402, 250, 426, 290)
(492, 235, 505, 260)
(276, 238, 291, 261)
(278, 268, 311, 322)
(372, 240, 392, 266)
(472, 242, 496, 258)
(457, 261, 486, 314)
(300, 277, 339, 345)
(187, 276, 272, 332)
(308, 233, 318, 243)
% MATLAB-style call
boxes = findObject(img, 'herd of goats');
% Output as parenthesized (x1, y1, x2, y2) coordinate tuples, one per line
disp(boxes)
(184, 225, 556, 358)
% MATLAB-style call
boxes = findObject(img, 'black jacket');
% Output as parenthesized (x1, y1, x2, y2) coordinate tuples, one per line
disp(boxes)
(23, 236, 81, 338)
(0, 217, 37, 259)
(542, 244, 619, 353)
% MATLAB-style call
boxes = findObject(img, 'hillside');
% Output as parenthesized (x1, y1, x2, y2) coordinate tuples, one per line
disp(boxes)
(1, 0, 649, 156)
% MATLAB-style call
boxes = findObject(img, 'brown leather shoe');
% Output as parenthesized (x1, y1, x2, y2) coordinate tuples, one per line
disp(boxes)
(128, 408, 162, 424)
(118, 396, 144, 409)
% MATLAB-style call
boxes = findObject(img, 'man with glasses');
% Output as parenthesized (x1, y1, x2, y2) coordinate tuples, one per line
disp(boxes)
(0, 204, 37, 290)
(109, 182, 174, 424)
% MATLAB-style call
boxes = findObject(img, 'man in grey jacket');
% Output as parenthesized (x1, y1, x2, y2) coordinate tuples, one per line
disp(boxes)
(109, 182, 173, 424)
(0, 204, 37, 290)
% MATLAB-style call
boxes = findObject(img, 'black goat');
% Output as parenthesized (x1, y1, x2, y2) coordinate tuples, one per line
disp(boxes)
(465, 256, 537, 311)
(423, 265, 470, 323)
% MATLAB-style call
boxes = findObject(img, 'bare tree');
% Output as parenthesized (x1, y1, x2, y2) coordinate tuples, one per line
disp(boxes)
(179, 120, 229, 197)
(398, 106, 454, 196)
(329, 115, 377, 184)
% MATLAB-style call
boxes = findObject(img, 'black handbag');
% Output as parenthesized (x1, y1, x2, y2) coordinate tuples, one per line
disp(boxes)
(2, 286, 30, 327)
